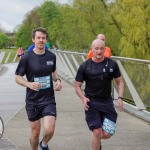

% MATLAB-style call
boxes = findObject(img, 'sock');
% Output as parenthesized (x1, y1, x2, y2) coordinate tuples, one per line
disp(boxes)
(42, 142, 48, 147)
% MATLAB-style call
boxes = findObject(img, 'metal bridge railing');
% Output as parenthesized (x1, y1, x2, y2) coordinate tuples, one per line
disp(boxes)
(0, 49, 149, 122)
(52, 49, 150, 122)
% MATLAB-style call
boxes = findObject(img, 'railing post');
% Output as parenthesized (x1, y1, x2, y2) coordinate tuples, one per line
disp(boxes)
(117, 60, 146, 110)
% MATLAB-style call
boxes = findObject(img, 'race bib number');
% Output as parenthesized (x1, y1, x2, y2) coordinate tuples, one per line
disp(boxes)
(102, 118, 116, 135)
(34, 76, 51, 90)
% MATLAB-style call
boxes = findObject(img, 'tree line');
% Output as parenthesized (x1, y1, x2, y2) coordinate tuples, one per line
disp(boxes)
(1, 0, 150, 59)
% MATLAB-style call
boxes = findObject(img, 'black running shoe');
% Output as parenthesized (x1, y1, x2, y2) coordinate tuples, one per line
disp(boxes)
(39, 141, 50, 150)
(100, 143, 102, 150)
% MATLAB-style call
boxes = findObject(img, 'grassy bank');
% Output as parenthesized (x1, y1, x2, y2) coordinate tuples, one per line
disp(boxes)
(0, 48, 18, 63)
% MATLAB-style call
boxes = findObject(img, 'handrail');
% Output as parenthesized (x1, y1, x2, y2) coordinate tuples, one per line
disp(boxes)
(52, 49, 150, 115)
(0, 49, 149, 122)
(111, 56, 150, 64)
(54, 50, 150, 64)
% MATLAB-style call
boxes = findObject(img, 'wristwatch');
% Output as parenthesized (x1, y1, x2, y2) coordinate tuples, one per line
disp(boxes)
(118, 97, 123, 100)
(55, 78, 61, 82)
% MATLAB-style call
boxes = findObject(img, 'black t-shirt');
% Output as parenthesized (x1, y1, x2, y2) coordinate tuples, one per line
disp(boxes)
(75, 58, 121, 101)
(15, 50, 56, 104)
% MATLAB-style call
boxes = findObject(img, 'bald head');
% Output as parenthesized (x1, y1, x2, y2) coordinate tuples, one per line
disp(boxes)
(97, 34, 105, 41)
(91, 39, 105, 48)
(91, 39, 105, 61)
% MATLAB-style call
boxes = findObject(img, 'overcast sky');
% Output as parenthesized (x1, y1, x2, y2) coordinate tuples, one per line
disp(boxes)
(0, 0, 68, 32)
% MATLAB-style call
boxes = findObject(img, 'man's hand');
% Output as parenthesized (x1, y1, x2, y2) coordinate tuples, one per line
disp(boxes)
(117, 98, 123, 111)
(83, 97, 90, 111)
(27, 82, 41, 91)
(54, 80, 62, 91)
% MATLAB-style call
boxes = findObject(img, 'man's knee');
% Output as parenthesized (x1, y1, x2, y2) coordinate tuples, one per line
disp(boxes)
(92, 128, 103, 138)
(30, 122, 41, 138)
(102, 131, 111, 139)
(31, 128, 40, 139)
(45, 127, 55, 137)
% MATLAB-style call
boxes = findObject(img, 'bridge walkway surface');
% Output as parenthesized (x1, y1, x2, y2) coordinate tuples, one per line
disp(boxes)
(0, 63, 150, 150)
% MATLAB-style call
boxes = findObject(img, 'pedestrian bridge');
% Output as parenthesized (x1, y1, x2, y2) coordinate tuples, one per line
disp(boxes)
(0, 50, 150, 150)
(52, 49, 150, 121)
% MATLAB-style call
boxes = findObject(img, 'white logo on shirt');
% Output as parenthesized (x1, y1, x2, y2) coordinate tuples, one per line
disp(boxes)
(47, 61, 53, 65)
(103, 68, 106, 72)
(110, 68, 113, 72)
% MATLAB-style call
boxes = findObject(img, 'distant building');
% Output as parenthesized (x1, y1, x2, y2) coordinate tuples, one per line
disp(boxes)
(5, 32, 15, 37)
(5, 32, 15, 48)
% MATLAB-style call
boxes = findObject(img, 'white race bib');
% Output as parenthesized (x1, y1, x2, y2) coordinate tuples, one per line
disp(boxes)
(34, 76, 51, 90)
(102, 118, 116, 135)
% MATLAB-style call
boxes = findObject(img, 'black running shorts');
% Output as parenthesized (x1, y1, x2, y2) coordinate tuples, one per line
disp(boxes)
(25, 102, 56, 122)
(85, 100, 117, 132)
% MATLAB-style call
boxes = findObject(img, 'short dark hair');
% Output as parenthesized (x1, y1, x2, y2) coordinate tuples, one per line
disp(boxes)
(32, 27, 48, 39)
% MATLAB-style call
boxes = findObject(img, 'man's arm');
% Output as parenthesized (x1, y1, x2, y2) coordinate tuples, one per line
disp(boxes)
(52, 70, 60, 81)
(114, 76, 124, 111)
(52, 70, 62, 91)
(15, 75, 29, 87)
(74, 81, 89, 110)
(15, 75, 40, 91)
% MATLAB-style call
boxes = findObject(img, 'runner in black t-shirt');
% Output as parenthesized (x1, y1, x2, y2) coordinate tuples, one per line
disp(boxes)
(15, 27, 62, 150)
(75, 39, 124, 150)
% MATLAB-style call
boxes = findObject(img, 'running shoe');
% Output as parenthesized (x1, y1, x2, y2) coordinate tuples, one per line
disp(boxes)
(39, 140, 50, 150)
(100, 143, 102, 150)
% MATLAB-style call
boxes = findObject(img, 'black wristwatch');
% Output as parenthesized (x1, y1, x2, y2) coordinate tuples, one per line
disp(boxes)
(118, 97, 123, 100)
(55, 78, 61, 82)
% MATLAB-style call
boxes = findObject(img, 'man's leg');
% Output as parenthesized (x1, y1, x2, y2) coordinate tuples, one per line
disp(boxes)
(91, 128, 102, 150)
(101, 131, 111, 139)
(30, 120, 41, 150)
(92, 128, 112, 150)
(41, 116, 56, 146)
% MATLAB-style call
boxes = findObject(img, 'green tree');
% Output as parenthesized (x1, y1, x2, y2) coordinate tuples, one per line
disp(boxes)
(56, 4, 88, 51)
(60, 0, 122, 53)
(15, 7, 41, 49)
(14, 0, 150, 60)
(110, 0, 150, 59)
(57, 0, 112, 51)
(39, 1, 61, 46)
(0, 32, 9, 48)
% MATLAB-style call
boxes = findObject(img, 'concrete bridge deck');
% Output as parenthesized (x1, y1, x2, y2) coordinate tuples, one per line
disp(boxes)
(0, 63, 150, 150)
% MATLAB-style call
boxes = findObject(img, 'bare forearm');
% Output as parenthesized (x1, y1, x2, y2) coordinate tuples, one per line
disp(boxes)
(52, 70, 60, 81)
(75, 81, 90, 110)
(52, 70, 62, 91)
(74, 82, 86, 101)
(75, 87, 85, 101)
(117, 81, 124, 97)
(115, 77, 124, 97)
(114, 77, 124, 111)
(15, 75, 29, 87)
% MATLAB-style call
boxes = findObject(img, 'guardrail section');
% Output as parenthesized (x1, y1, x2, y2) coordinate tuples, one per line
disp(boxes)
(52, 49, 150, 114)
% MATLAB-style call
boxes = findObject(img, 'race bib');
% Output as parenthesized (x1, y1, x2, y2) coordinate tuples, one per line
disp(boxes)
(34, 76, 51, 90)
(102, 118, 116, 135)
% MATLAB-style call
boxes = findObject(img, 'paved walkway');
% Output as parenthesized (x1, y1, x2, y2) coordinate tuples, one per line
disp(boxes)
(0, 63, 150, 150)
